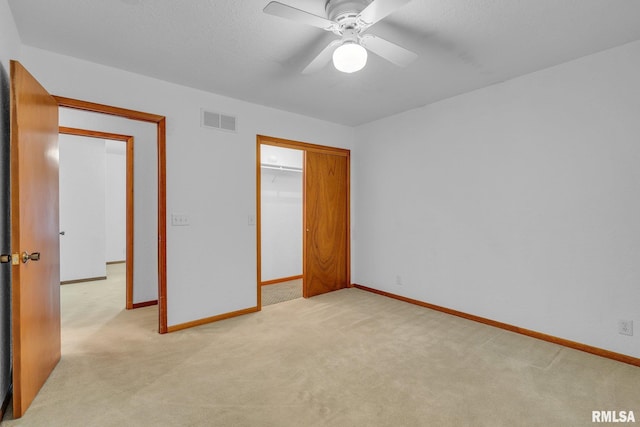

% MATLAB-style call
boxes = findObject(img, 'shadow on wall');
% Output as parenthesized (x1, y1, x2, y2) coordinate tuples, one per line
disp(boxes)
(0, 62, 12, 415)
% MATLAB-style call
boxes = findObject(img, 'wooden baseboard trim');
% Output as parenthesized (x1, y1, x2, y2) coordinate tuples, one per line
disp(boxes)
(0, 384, 12, 422)
(131, 300, 158, 309)
(261, 275, 303, 286)
(60, 276, 107, 285)
(106, 260, 126, 265)
(167, 306, 259, 333)
(353, 284, 640, 368)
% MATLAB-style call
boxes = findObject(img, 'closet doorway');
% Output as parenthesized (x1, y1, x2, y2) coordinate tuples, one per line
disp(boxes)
(259, 144, 304, 306)
(256, 135, 350, 309)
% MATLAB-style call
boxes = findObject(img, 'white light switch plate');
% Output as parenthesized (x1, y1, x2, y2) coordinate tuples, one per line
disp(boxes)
(171, 213, 189, 226)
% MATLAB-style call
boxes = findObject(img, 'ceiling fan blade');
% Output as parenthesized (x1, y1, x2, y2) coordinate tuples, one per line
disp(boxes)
(302, 40, 342, 74)
(358, 0, 413, 26)
(360, 34, 417, 67)
(263, 1, 335, 30)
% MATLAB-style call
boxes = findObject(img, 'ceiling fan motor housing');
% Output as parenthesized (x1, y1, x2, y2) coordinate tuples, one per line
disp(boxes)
(263, 0, 418, 73)
(325, 0, 372, 24)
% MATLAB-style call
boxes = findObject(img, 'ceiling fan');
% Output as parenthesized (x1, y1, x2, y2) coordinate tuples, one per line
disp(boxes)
(263, 0, 418, 74)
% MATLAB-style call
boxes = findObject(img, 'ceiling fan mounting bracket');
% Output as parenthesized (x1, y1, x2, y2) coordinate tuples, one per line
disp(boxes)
(340, 27, 360, 43)
(325, 0, 372, 33)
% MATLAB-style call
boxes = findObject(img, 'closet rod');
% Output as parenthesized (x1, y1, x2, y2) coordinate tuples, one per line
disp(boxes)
(260, 164, 302, 173)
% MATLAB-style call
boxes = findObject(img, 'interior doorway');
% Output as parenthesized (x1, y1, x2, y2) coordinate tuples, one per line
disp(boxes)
(58, 127, 136, 309)
(256, 135, 351, 310)
(55, 96, 168, 333)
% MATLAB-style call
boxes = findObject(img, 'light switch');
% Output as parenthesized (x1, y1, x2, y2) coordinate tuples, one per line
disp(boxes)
(248, 214, 256, 226)
(171, 213, 189, 226)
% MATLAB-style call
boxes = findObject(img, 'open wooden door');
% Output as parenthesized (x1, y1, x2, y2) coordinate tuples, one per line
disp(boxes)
(304, 150, 349, 297)
(10, 60, 61, 418)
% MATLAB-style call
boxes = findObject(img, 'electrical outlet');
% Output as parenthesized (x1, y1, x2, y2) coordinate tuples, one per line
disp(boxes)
(618, 320, 633, 336)
(395, 275, 403, 286)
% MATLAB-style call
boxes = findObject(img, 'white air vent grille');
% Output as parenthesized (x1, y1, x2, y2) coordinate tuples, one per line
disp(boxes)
(220, 114, 236, 131)
(201, 109, 237, 132)
(202, 111, 220, 128)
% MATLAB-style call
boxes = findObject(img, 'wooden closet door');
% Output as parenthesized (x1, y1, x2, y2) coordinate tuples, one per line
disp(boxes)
(304, 150, 349, 297)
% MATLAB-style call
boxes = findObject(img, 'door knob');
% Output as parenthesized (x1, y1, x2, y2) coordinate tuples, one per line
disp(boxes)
(21, 251, 41, 263)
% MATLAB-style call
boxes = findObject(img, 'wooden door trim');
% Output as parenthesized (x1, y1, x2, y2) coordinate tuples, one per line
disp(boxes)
(258, 135, 350, 156)
(54, 96, 164, 123)
(256, 135, 351, 307)
(255, 141, 263, 310)
(55, 97, 168, 334)
(58, 126, 135, 310)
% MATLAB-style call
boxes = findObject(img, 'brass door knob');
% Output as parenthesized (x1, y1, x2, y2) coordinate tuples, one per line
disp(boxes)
(21, 252, 41, 263)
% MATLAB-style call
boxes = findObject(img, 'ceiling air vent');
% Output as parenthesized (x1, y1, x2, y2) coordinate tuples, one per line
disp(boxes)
(201, 109, 237, 133)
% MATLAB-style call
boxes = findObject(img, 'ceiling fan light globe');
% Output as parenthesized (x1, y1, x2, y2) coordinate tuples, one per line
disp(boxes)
(332, 42, 367, 73)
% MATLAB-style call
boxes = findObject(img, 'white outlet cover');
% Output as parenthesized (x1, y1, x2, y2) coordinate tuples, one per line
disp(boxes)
(618, 320, 633, 336)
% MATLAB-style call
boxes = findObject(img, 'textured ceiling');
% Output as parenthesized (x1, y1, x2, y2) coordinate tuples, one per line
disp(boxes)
(8, 0, 640, 126)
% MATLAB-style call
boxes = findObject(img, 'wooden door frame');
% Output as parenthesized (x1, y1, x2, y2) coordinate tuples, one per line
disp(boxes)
(58, 127, 137, 309)
(55, 96, 168, 333)
(256, 135, 350, 309)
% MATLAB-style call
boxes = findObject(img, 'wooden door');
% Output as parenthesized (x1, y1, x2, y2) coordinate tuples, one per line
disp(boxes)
(304, 150, 349, 297)
(10, 60, 61, 418)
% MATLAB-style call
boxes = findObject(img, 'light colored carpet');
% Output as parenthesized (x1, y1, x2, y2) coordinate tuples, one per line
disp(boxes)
(3, 264, 639, 426)
(261, 279, 302, 306)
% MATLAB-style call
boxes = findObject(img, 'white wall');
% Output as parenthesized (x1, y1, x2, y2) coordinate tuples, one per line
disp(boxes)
(0, 0, 20, 69)
(59, 109, 158, 304)
(59, 135, 107, 281)
(0, 0, 21, 410)
(59, 136, 127, 279)
(20, 46, 354, 327)
(260, 145, 303, 281)
(353, 40, 640, 358)
(105, 140, 126, 262)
